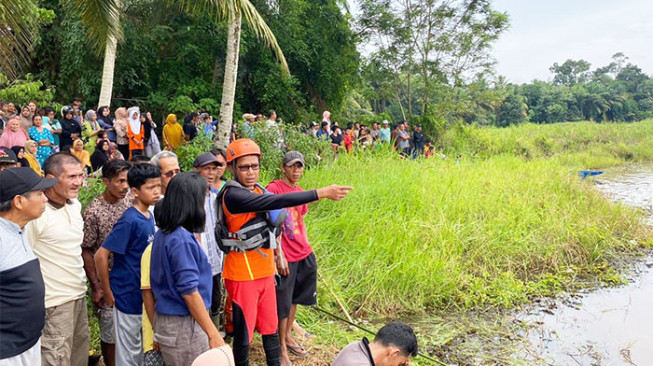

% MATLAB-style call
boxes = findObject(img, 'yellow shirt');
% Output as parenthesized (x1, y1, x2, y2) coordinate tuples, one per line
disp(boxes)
(26, 200, 87, 308)
(163, 122, 184, 150)
(140, 244, 155, 353)
(25, 154, 42, 176)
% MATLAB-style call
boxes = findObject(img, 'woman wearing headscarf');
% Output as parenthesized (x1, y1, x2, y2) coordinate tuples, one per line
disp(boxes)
(114, 107, 130, 159)
(11, 146, 30, 169)
(127, 106, 145, 159)
(162, 114, 184, 151)
(23, 140, 42, 175)
(142, 112, 162, 157)
(0, 117, 28, 148)
(91, 139, 111, 171)
(71, 138, 92, 173)
(19, 105, 32, 131)
(27, 114, 55, 165)
(109, 142, 125, 161)
(97, 106, 116, 142)
(60, 105, 82, 150)
(82, 109, 101, 153)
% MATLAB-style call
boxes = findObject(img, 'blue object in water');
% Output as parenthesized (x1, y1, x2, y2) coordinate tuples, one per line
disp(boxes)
(578, 170, 604, 179)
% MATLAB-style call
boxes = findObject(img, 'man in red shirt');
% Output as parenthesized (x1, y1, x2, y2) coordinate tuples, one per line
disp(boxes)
(267, 151, 317, 365)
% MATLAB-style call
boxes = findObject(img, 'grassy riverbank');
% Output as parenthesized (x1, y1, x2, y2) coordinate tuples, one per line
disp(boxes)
(279, 121, 653, 364)
(302, 152, 650, 314)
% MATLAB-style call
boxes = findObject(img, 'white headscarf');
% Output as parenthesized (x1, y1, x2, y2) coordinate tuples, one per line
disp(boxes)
(127, 106, 141, 133)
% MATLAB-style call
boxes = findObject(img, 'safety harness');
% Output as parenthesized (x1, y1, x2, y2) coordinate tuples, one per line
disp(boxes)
(215, 180, 287, 257)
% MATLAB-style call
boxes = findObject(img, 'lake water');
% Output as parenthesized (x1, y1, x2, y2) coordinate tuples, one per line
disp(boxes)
(518, 167, 653, 365)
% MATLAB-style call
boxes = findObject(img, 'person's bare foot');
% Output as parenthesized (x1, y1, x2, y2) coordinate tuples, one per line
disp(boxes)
(280, 349, 293, 366)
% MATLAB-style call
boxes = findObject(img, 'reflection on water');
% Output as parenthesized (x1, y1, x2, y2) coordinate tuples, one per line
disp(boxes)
(520, 167, 653, 365)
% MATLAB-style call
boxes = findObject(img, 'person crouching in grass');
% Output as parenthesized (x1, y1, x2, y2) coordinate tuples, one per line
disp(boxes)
(95, 163, 162, 364)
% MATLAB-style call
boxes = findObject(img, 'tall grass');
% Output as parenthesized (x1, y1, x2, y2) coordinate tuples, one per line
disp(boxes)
(442, 120, 653, 169)
(300, 148, 650, 314)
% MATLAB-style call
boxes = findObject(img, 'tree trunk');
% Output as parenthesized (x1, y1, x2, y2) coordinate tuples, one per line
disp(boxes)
(98, 34, 117, 107)
(215, 12, 242, 150)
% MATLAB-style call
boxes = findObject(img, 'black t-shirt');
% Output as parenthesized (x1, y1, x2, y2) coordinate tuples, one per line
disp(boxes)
(183, 123, 197, 141)
(330, 134, 343, 145)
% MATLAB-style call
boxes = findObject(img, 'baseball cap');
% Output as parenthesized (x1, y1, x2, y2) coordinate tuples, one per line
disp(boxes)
(0, 167, 58, 201)
(193, 152, 219, 167)
(282, 151, 305, 167)
(0, 147, 17, 164)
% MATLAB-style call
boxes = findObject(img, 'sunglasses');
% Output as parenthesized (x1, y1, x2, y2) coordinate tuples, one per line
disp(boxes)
(162, 169, 181, 178)
(236, 164, 260, 172)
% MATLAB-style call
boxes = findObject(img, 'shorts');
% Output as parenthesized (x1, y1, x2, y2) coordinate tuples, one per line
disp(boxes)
(276, 252, 317, 319)
(94, 304, 115, 344)
(224, 276, 278, 343)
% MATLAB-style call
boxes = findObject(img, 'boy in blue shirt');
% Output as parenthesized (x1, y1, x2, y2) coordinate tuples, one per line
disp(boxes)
(95, 163, 162, 365)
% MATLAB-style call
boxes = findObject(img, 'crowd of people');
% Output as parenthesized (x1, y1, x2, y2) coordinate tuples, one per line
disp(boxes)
(241, 110, 441, 160)
(0, 99, 420, 366)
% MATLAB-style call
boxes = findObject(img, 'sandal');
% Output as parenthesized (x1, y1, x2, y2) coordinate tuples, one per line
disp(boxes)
(287, 344, 309, 358)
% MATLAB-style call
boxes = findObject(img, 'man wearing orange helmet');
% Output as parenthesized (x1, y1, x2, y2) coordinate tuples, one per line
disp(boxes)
(217, 138, 352, 366)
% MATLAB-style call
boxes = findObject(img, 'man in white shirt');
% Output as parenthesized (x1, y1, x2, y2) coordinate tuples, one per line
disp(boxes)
(26, 152, 89, 366)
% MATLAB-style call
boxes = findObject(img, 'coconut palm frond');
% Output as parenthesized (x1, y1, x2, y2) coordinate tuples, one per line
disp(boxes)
(174, 0, 289, 75)
(62, 0, 123, 54)
(0, 0, 39, 79)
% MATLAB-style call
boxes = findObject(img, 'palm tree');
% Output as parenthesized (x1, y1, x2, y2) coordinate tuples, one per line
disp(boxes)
(74, 0, 288, 149)
(4, 0, 287, 149)
(0, 0, 41, 79)
(174, 0, 290, 149)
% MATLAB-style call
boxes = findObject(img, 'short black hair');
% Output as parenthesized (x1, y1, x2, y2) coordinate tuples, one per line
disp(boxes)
(97, 130, 108, 139)
(321, 121, 328, 128)
(43, 152, 81, 177)
(268, 110, 276, 118)
(210, 147, 226, 161)
(44, 107, 54, 115)
(154, 171, 206, 233)
(102, 159, 131, 180)
(373, 322, 418, 357)
(131, 155, 151, 164)
(127, 163, 161, 189)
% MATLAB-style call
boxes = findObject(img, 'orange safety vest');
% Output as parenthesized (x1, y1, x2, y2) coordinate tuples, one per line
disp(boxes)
(221, 186, 276, 281)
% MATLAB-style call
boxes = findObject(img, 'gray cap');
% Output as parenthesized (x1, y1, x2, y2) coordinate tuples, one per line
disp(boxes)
(193, 152, 219, 167)
(282, 151, 305, 167)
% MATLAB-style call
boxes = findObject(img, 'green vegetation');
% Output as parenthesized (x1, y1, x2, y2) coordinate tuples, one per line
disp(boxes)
(443, 120, 653, 168)
(296, 121, 653, 315)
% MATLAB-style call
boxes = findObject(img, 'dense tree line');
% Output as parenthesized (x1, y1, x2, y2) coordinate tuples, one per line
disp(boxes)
(10, 0, 358, 124)
(3, 0, 652, 136)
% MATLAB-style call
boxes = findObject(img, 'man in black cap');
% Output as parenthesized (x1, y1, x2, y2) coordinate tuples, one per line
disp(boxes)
(0, 167, 58, 365)
(0, 147, 18, 171)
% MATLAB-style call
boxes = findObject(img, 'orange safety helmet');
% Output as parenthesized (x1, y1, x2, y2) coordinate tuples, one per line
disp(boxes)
(226, 138, 262, 163)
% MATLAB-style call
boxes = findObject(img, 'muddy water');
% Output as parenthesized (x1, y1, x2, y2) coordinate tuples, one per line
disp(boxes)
(519, 167, 653, 366)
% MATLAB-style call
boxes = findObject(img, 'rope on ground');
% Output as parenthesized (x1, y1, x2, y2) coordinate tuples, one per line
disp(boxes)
(312, 306, 449, 366)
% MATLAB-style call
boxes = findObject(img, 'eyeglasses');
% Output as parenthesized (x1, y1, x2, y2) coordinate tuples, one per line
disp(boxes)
(162, 169, 181, 178)
(236, 164, 260, 172)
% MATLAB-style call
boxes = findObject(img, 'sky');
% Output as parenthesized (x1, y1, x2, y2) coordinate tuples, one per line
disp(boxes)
(491, 0, 653, 84)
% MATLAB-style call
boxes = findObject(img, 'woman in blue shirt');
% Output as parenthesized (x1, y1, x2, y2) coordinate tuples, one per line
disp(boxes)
(151, 172, 225, 365)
